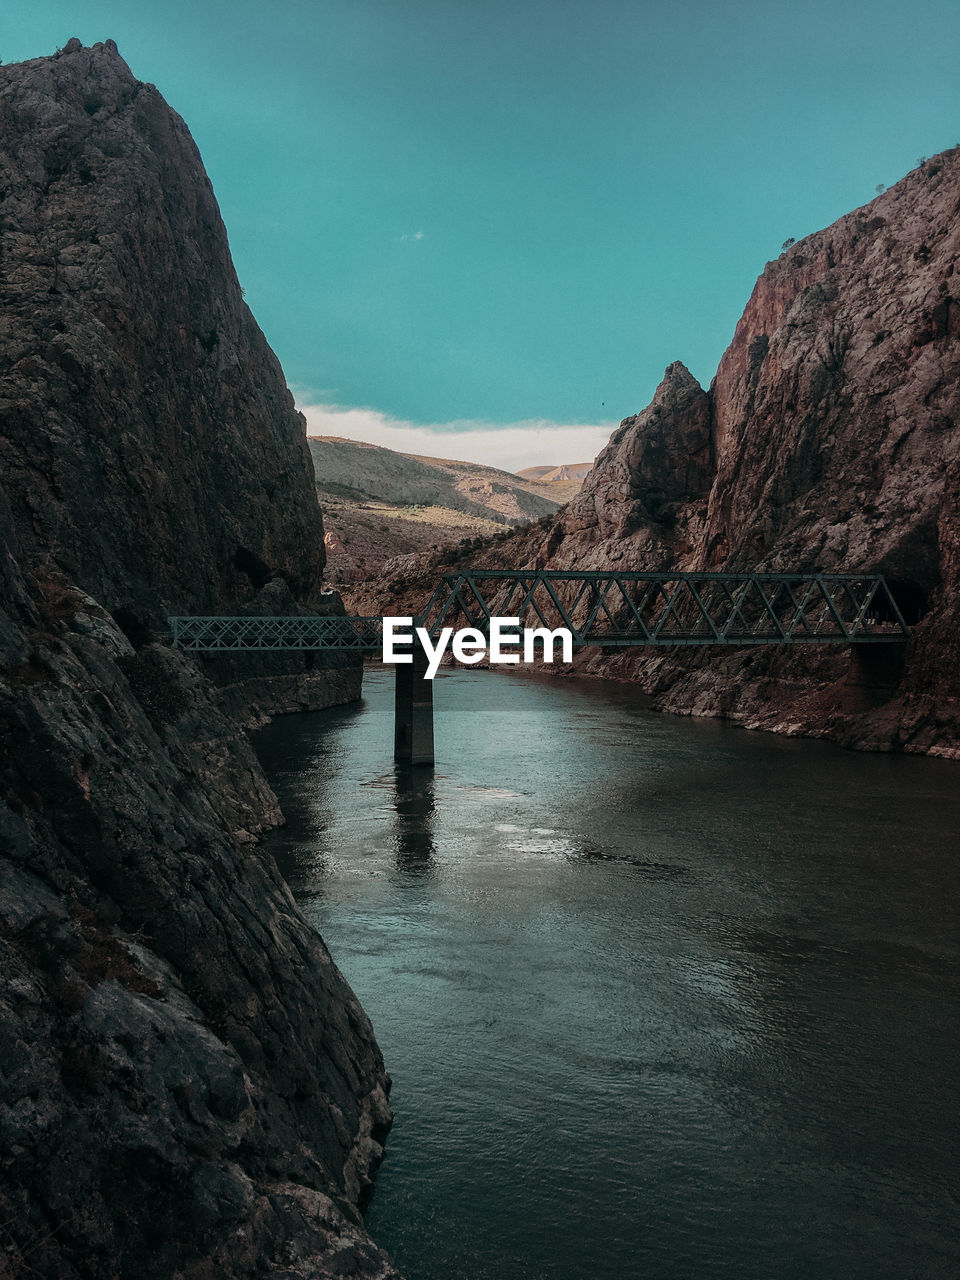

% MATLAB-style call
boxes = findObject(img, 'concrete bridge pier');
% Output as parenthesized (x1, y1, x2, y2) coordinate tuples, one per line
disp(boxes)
(841, 642, 907, 715)
(394, 640, 434, 765)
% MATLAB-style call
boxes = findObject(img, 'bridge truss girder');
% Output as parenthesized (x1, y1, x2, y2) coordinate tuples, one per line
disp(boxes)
(417, 571, 910, 647)
(167, 613, 383, 651)
(168, 572, 909, 652)
(167, 572, 910, 768)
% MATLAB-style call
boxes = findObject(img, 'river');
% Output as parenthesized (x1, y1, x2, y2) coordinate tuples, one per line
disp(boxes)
(254, 667, 960, 1280)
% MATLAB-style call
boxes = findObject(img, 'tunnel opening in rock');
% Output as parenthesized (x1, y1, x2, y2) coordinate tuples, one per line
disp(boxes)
(883, 579, 930, 626)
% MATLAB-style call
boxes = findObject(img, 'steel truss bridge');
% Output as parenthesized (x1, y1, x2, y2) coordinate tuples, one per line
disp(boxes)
(168, 571, 910, 764)
(169, 571, 909, 652)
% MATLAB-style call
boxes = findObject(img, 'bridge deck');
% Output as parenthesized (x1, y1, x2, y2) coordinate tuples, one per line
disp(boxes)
(169, 571, 910, 650)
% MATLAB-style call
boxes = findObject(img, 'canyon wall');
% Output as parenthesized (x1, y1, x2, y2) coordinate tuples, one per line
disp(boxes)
(0, 41, 396, 1279)
(0, 38, 325, 624)
(366, 148, 960, 756)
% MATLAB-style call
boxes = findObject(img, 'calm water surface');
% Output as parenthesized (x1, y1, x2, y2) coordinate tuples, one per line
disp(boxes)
(254, 668, 960, 1280)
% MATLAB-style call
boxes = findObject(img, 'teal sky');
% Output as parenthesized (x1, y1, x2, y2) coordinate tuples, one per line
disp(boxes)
(4, 2, 959, 464)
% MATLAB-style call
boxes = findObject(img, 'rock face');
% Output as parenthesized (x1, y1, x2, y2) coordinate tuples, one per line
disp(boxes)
(558, 361, 713, 549)
(700, 156, 959, 591)
(1, 41, 396, 1280)
(368, 149, 960, 756)
(0, 37, 324, 628)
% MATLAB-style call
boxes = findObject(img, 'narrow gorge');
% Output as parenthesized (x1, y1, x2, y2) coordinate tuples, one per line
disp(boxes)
(1, 28, 958, 1280)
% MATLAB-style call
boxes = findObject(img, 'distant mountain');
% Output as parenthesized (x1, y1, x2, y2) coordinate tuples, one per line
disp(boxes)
(308, 435, 569, 522)
(308, 435, 590, 583)
(517, 462, 594, 483)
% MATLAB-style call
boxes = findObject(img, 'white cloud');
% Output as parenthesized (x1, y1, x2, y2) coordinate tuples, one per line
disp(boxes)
(396, 229, 425, 242)
(297, 401, 617, 474)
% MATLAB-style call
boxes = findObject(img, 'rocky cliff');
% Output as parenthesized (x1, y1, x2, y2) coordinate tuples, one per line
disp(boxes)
(366, 148, 960, 756)
(0, 38, 326, 627)
(1, 40, 397, 1279)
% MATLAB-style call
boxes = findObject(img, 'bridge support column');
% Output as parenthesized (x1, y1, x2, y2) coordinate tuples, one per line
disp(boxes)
(841, 642, 906, 715)
(394, 641, 434, 765)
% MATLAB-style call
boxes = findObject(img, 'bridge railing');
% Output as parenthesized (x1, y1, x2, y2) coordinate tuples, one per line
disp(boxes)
(416, 571, 911, 646)
(168, 614, 384, 651)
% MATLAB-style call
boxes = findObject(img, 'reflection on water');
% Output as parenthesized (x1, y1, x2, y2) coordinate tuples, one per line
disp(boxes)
(393, 765, 436, 871)
(255, 668, 960, 1280)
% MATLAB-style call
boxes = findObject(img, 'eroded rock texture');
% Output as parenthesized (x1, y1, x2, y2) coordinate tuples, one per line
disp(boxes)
(1, 40, 396, 1279)
(364, 149, 960, 756)
(0, 37, 325, 625)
